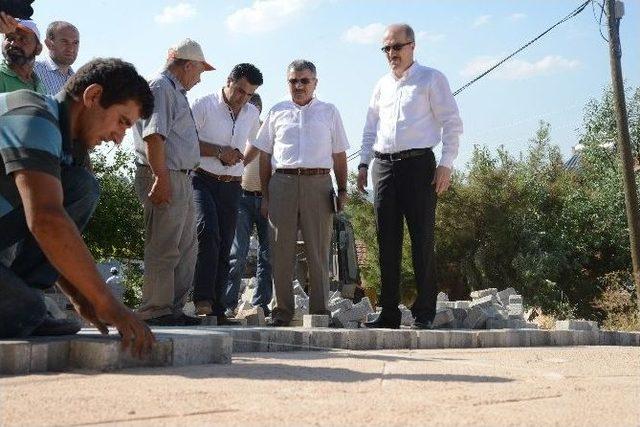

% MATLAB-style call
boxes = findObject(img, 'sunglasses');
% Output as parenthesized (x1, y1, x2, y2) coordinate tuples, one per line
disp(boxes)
(288, 78, 314, 85)
(380, 41, 413, 53)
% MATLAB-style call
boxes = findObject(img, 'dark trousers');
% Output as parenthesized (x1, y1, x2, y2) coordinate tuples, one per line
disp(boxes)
(371, 150, 438, 322)
(224, 191, 272, 312)
(0, 166, 100, 338)
(192, 171, 241, 315)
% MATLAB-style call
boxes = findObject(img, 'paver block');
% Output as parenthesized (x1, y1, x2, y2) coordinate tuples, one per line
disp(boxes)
(448, 331, 476, 348)
(237, 307, 266, 326)
(308, 329, 342, 350)
(169, 329, 232, 365)
(549, 330, 574, 346)
(70, 336, 173, 370)
(469, 295, 494, 309)
(452, 308, 468, 329)
(303, 315, 330, 328)
(376, 330, 417, 349)
(466, 306, 488, 329)
(470, 288, 498, 299)
(454, 300, 470, 310)
(0, 341, 31, 375)
(329, 298, 352, 313)
(497, 287, 517, 307)
(30, 338, 70, 372)
(432, 309, 455, 328)
(437, 292, 449, 301)
(261, 329, 309, 352)
(227, 328, 266, 353)
(200, 316, 218, 326)
(436, 301, 456, 311)
(529, 330, 551, 346)
(486, 318, 507, 329)
(341, 329, 377, 350)
(555, 319, 598, 331)
(475, 330, 505, 348)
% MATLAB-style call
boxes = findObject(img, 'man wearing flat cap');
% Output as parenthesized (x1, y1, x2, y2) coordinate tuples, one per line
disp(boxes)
(133, 38, 214, 326)
(0, 18, 45, 93)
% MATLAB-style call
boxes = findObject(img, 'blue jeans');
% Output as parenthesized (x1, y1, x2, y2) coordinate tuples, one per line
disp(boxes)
(0, 166, 100, 338)
(192, 172, 241, 315)
(225, 191, 272, 312)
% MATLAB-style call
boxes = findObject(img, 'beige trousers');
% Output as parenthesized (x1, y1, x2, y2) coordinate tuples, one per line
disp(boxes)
(268, 172, 333, 322)
(134, 166, 197, 320)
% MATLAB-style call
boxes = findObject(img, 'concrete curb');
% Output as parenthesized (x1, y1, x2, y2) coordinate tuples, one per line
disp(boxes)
(1, 327, 637, 376)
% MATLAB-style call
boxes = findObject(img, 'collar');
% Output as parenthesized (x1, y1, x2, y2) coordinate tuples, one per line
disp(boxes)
(220, 86, 250, 116)
(162, 69, 186, 94)
(0, 59, 41, 84)
(392, 60, 418, 81)
(44, 55, 74, 75)
(291, 96, 317, 110)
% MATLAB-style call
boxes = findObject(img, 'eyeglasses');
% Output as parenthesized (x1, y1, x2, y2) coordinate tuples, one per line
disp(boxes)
(288, 78, 314, 85)
(380, 41, 413, 54)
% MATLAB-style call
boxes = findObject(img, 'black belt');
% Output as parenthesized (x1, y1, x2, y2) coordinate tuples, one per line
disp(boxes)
(242, 189, 263, 197)
(374, 148, 431, 161)
(136, 163, 191, 174)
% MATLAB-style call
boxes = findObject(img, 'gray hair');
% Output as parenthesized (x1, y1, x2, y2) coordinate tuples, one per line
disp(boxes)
(287, 59, 316, 76)
(389, 23, 415, 42)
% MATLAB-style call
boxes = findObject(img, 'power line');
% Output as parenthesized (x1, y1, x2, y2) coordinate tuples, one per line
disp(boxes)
(346, 0, 593, 163)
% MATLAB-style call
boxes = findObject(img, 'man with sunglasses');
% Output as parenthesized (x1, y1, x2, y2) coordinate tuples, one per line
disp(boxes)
(254, 59, 349, 327)
(358, 23, 463, 330)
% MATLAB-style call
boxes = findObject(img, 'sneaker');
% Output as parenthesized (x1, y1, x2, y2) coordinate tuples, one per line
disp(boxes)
(194, 301, 213, 316)
(31, 315, 82, 336)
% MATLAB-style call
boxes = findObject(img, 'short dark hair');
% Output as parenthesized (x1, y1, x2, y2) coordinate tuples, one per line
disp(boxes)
(228, 63, 263, 86)
(64, 58, 154, 120)
(46, 21, 79, 40)
(287, 59, 316, 76)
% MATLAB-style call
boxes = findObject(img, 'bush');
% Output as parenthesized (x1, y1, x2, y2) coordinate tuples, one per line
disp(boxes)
(592, 271, 639, 331)
(122, 262, 144, 309)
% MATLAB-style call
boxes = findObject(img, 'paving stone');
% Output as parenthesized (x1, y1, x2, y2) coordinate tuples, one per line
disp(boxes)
(504, 330, 530, 347)
(303, 315, 330, 328)
(508, 294, 523, 305)
(328, 298, 353, 313)
(237, 307, 265, 326)
(437, 291, 449, 301)
(199, 316, 218, 326)
(454, 300, 470, 310)
(30, 338, 70, 373)
(415, 330, 440, 349)
(432, 309, 455, 328)
(451, 308, 468, 329)
(261, 329, 309, 352)
(470, 288, 498, 299)
(486, 317, 507, 329)
(497, 287, 517, 307)
(226, 328, 266, 353)
(508, 303, 524, 319)
(529, 330, 551, 346)
(572, 330, 599, 346)
(475, 330, 505, 348)
(400, 309, 414, 327)
(365, 312, 378, 323)
(549, 330, 574, 346)
(466, 305, 488, 329)
(69, 335, 173, 371)
(599, 330, 620, 345)
(376, 330, 417, 349)
(469, 295, 494, 309)
(436, 301, 456, 311)
(308, 329, 342, 350)
(448, 331, 476, 348)
(340, 329, 377, 350)
(0, 341, 31, 375)
(555, 319, 599, 331)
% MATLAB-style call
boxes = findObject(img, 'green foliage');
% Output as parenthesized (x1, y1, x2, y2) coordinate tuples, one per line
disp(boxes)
(122, 262, 144, 308)
(348, 86, 639, 319)
(83, 149, 144, 260)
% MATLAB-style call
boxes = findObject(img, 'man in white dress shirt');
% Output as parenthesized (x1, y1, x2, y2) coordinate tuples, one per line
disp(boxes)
(191, 63, 263, 324)
(254, 59, 349, 327)
(358, 24, 463, 329)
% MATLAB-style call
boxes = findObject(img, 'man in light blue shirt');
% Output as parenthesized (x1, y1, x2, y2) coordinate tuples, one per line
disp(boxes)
(34, 21, 79, 95)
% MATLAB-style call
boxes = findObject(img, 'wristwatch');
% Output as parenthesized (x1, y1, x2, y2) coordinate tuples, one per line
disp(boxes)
(358, 163, 369, 170)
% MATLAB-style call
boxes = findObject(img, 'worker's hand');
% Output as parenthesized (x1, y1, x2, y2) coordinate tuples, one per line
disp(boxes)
(357, 167, 368, 194)
(57, 278, 109, 334)
(93, 298, 155, 358)
(149, 172, 171, 205)
(0, 12, 18, 34)
(432, 166, 452, 195)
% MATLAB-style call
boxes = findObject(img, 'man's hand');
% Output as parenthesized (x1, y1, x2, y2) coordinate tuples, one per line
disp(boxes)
(337, 191, 348, 212)
(260, 197, 269, 219)
(148, 172, 171, 205)
(58, 278, 108, 334)
(219, 147, 244, 166)
(432, 165, 452, 195)
(93, 299, 155, 358)
(357, 167, 368, 194)
(0, 11, 18, 34)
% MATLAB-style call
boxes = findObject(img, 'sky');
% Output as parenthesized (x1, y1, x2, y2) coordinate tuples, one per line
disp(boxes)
(30, 0, 640, 171)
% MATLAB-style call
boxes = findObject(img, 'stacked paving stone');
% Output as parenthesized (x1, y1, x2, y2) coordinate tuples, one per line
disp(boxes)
(328, 292, 375, 328)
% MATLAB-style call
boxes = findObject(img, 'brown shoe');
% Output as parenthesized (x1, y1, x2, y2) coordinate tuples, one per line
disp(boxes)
(195, 301, 213, 316)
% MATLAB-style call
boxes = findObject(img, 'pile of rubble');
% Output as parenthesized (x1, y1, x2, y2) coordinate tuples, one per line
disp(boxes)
(328, 291, 375, 328)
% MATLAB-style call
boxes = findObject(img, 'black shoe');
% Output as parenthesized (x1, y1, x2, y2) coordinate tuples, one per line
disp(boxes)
(266, 318, 290, 327)
(31, 315, 82, 336)
(364, 314, 400, 329)
(411, 317, 434, 330)
(216, 315, 243, 326)
(146, 313, 201, 326)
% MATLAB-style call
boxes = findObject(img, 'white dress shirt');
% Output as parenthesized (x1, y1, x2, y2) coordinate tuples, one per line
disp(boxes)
(254, 98, 350, 169)
(360, 61, 463, 169)
(191, 89, 261, 177)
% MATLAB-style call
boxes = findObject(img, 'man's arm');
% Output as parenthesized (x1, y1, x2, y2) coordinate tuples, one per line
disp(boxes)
(144, 133, 171, 205)
(0, 11, 18, 33)
(200, 141, 243, 165)
(358, 83, 381, 192)
(243, 143, 260, 166)
(332, 151, 348, 211)
(14, 170, 154, 357)
(259, 151, 272, 218)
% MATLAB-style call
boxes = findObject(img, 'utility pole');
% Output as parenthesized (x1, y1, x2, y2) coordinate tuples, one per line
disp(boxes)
(606, 0, 640, 307)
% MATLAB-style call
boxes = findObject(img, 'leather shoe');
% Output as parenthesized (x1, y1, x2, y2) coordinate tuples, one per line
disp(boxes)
(146, 313, 201, 326)
(266, 318, 290, 327)
(217, 315, 243, 326)
(364, 314, 400, 329)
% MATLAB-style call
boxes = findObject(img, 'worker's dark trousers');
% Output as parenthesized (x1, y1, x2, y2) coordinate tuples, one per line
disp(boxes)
(0, 166, 100, 338)
(371, 150, 438, 323)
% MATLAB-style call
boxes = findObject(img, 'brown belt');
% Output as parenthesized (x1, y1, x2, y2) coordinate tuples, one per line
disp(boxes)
(242, 189, 263, 197)
(275, 168, 330, 176)
(196, 168, 242, 182)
